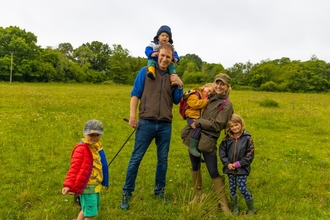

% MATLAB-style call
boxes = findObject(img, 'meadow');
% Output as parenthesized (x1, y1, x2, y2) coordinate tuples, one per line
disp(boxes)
(0, 82, 329, 220)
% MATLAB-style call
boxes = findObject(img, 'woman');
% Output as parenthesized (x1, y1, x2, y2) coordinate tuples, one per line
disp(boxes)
(181, 73, 234, 214)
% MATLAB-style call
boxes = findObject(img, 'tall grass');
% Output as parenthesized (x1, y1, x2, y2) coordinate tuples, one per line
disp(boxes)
(0, 83, 329, 219)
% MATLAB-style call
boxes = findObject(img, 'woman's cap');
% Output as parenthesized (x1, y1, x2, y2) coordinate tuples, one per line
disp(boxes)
(83, 119, 104, 135)
(214, 73, 231, 85)
(154, 25, 173, 44)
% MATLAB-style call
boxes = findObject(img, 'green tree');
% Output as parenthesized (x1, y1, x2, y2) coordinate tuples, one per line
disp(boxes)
(176, 59, 190, 77)
(41, 47, 68, 81)
(202, 62, 225, 82)
(108, 44, 131, 84)
(180, 54, 203, 70)
(248, 61, 281, 87)
(57, 42, 74, 60)
(227, 61, 254, 86)
(126, 56, 147, 84)
(0, 26, 41, 82)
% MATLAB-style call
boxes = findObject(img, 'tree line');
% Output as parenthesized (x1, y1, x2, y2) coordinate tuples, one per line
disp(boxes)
(1, 26, 329, 92)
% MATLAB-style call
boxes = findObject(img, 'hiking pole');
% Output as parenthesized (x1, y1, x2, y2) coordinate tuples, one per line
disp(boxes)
(107, 118, 136, 167)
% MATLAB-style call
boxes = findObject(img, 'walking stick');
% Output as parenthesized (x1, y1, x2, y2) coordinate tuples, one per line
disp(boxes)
(107, 118, 135, 167)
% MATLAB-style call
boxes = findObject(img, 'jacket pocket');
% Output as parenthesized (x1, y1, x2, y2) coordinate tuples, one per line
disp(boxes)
(181, 125, 192, 147)
(198, 132, 217, 153)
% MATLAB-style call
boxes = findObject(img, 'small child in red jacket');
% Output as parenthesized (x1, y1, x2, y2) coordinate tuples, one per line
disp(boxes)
(62, 119, 109, 220)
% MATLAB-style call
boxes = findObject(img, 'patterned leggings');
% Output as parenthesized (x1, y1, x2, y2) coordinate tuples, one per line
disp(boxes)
(228, 174, 252, 200)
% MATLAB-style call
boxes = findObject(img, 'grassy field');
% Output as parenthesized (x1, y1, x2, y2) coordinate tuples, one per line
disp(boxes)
(0, 82, 330, 220)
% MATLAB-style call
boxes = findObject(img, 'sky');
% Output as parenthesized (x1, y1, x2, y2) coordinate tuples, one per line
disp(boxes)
(1, 0, 329, 68)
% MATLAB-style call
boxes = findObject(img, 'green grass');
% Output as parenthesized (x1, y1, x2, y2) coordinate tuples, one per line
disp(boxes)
(0, 83, 330, 219)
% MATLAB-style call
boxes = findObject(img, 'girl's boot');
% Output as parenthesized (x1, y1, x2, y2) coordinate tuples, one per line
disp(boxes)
(189, 170, 202, 204)
(231, 195, 239, 214)
(212, 176, 231, 214)
(245, 197, 256, 215)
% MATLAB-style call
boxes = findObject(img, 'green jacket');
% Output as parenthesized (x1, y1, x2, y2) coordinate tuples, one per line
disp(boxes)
(181, 93, 233, 154)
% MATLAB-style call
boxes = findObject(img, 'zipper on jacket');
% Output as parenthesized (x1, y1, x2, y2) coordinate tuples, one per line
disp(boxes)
(157, 73, 166, 120)
(232, 139, 238, 174)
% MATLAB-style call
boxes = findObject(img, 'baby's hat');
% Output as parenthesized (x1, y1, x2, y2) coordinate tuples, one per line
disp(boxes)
(154, 25, 173, 44)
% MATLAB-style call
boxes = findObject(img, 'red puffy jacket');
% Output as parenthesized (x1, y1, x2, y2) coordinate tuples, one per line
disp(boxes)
(63, 142, 93, 194)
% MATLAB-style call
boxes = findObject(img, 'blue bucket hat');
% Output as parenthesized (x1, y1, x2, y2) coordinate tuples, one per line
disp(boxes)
(153, 25, 173, 44)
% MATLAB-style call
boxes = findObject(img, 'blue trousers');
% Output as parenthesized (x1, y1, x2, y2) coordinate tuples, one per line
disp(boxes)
(228, 174, 252, 200)
(122, 119, 172, 194)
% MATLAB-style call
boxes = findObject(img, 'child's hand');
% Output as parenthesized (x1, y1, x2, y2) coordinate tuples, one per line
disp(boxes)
(151, 52, 159, 57)
(62, 187, 70, 195)
(173, 58, 178, 64)
(228, 163, 236, 171)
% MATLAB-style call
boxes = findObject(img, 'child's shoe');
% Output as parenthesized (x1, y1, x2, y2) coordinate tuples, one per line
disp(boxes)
(170, 73, 179, 87)
(171, 81, 179, 87)
(147, 66, 156, 80)
(188, 138, 201, 157)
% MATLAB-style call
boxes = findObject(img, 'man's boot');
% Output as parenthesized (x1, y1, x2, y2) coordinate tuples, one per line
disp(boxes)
(189, 170, 202, 204)
(120, 191, 131, 210)
(212, 176, 231, 214)
(231, 195, 239, 215)
(245, 197, 256, 215)
(188, 138, 201, 157)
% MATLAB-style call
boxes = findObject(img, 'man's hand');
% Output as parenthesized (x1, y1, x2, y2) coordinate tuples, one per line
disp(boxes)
(129, 118, 138, 129)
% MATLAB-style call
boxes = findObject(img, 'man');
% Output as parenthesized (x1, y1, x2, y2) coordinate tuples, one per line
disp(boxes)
(120, 43, 183, 210)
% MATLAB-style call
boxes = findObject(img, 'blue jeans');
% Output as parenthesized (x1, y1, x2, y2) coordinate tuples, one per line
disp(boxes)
(122, 119, 172, 194)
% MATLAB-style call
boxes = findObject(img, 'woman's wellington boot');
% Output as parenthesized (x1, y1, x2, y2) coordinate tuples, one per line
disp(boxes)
(189, 170, 202, 204)
(212, 176, 231, 214)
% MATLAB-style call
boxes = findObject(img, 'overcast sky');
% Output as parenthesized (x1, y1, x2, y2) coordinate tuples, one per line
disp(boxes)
(1, 0, 329, 68)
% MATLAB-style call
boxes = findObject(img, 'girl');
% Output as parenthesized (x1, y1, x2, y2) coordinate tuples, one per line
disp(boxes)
(219, 114, 256, 215)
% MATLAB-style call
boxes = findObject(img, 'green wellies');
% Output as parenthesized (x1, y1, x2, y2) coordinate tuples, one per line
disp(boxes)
(231, 195, 239, 214)
(188, 138, 200, 157)
(231, 196, 256, 215)
(245, 197, 256, 215)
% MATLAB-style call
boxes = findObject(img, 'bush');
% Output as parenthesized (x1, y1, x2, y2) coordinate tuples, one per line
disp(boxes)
(259, 98, 279, 107)
(260, 81, 278, 92)
(102, 80, 115, 85)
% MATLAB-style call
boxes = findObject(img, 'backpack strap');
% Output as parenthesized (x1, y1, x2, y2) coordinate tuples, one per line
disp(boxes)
(219, 98, 229, 111)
